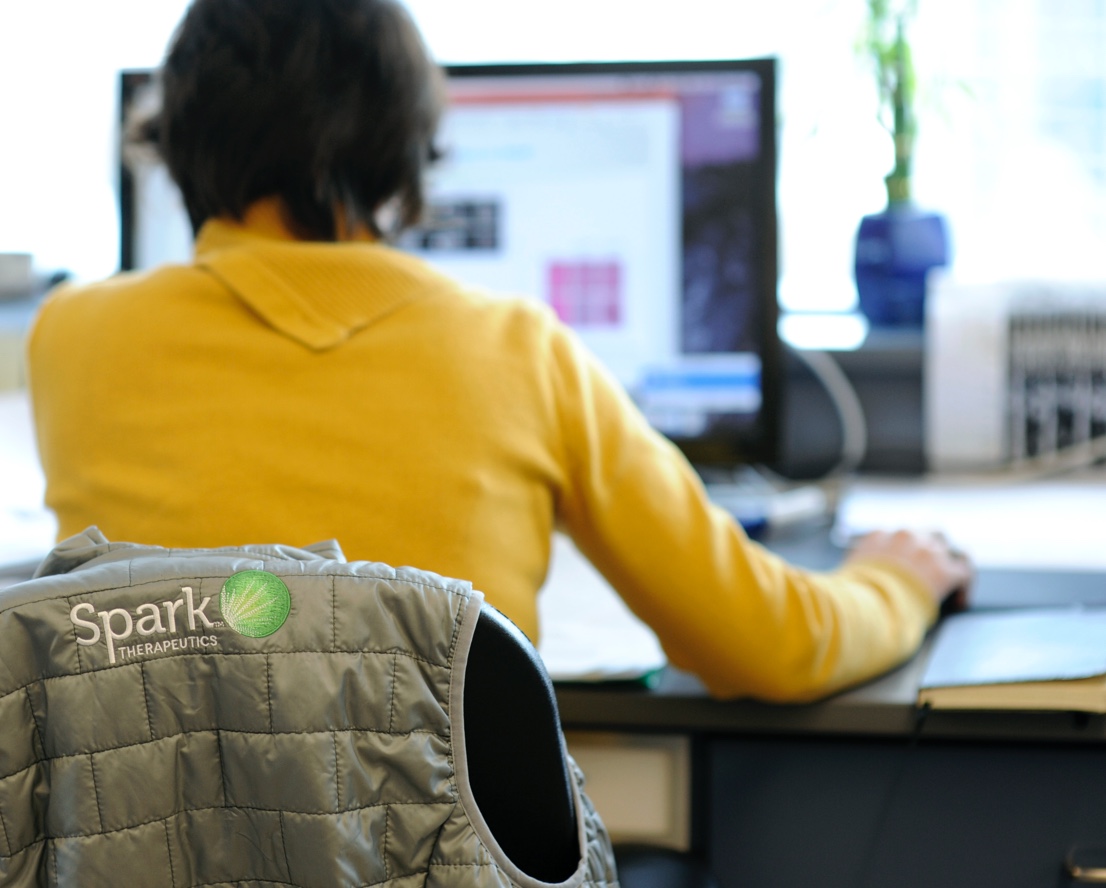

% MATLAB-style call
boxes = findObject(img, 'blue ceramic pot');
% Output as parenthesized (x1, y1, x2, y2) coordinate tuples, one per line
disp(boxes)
(854, 203, 949, 327)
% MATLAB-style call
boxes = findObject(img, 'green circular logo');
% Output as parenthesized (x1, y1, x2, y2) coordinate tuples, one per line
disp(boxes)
(220, 570, 291, 638)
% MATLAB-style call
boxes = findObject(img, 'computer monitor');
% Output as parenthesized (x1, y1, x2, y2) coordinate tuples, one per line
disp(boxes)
(119, 58, 780, 467)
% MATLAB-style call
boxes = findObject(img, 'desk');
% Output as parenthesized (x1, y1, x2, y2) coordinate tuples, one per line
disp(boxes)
(556, 519, 1106, 888)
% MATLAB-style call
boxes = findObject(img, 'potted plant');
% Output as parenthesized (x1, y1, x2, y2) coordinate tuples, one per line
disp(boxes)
(854, 0, 949, 328)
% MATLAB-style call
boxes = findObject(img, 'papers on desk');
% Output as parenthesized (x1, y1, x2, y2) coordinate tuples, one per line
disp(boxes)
(919, 607, 1106, 713)
(0, 390, 55, 568)
(836, 476, 1106, 570)
(537, 534, 667, 684)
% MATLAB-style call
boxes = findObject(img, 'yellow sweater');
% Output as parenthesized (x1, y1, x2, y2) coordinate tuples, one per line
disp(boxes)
(27, 200, 936, 701)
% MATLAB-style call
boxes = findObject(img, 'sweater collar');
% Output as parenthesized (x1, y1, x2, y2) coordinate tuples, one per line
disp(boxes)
(193, 198, 450, 351)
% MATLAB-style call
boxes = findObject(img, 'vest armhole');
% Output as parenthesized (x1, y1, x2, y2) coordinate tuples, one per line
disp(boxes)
(459, 602, 581, 883)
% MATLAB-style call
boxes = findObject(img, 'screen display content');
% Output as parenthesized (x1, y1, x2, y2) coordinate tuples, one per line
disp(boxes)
(120, 58, 779, 466)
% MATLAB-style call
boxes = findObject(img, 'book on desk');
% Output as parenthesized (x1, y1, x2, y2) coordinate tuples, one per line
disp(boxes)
(919, 606, 1106, 713)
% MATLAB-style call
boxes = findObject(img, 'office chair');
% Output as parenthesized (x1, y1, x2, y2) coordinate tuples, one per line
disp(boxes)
(0, 534, 618, 886)
(0, 533, 714, 887)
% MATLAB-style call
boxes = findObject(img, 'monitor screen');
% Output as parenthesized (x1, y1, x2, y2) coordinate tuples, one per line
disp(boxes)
(119, 58, 779, 467)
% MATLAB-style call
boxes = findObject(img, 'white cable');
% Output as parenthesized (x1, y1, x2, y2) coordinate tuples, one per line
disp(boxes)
(789, 347, 869, 478)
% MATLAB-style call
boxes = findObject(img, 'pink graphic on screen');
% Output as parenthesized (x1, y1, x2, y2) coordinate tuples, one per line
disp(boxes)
(547, 261, 623, 327)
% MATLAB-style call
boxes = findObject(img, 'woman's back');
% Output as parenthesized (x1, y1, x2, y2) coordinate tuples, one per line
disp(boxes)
(28, 202, 584, 637)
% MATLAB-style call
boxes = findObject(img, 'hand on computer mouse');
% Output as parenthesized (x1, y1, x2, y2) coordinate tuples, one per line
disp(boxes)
(845, 529, 973, 614)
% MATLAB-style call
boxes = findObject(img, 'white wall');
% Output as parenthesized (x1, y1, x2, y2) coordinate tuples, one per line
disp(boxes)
(0, 0, 192, 282)
(3, 0, 1104, 306)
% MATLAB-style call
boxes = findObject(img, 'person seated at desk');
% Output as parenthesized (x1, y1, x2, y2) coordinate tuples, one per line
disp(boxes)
(24, 0, 971, 702)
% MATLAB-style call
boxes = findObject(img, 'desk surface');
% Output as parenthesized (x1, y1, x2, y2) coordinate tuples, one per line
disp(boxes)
(555, 639, 1106, 745)
(557, 517, 1106, 746)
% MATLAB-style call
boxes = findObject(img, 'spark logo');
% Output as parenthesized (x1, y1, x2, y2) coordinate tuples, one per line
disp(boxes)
(219, 570, 291, 638)
(69, 570, 291, 664)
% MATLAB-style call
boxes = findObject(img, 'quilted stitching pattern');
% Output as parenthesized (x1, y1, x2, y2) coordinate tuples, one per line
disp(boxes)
(0, 559, 466, 883)
(0, 540, 618, 888)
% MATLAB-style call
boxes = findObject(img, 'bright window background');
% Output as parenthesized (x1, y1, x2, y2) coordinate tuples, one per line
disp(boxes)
(1, 0, 1104, 310)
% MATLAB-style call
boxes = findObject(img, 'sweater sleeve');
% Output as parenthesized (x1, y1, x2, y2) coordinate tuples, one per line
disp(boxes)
(546, 321, 938, 702)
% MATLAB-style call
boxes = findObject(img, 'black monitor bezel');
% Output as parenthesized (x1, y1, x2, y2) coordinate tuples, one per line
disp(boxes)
(118, 57, 780, 468)
(118, 69, 150, 274)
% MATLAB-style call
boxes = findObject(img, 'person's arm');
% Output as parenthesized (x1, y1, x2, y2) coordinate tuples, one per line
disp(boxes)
(546, 322, 969, 702)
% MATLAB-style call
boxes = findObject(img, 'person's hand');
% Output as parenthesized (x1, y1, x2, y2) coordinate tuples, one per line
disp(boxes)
(845, 529, 974, 614)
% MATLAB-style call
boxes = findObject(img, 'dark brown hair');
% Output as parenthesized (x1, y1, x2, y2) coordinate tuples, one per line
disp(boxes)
(139, 0, 445, 240)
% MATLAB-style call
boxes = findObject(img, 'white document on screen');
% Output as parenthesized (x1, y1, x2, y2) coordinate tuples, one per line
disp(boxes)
(411, 96, 680, 392)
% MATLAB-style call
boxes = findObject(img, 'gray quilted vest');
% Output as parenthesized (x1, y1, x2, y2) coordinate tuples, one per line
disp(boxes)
(0, 529, 619, 887)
